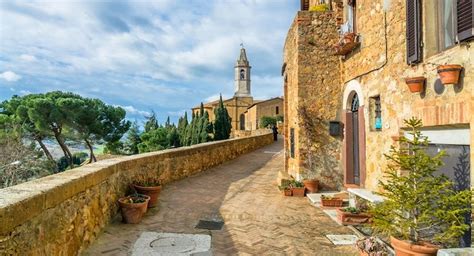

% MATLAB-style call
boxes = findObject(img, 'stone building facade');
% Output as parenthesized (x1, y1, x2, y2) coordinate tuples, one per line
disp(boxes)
(244, 97, 283, 130)
(284, 0, 473, 244)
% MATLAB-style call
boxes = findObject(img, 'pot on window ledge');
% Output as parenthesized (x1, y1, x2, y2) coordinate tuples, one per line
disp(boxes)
(437, 64, 463, 85)
(404, 76, 425, 93)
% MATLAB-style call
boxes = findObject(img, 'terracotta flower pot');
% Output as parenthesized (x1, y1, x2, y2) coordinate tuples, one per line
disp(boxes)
(358, 249, 369, 256)
(405, 76, 426, 93)
(437, 64, 463, 85)
(321, 198, 343, 207)
(282, 189, 292, 196)
(118, 195, 150, 224)
(291, 187, 306, 197)
(390, 236, 439, 256)
(336, 208, 372, 225)
(133, 184, 162, 208)
(303, 179, 319, 193)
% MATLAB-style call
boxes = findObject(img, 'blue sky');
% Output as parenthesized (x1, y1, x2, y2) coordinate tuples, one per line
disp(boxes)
(0, 0, 299, 123)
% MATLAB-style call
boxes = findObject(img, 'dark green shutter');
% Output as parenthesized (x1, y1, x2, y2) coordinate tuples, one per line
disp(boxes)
(457, 0, 474, 42)
(406, 0, 422, 64)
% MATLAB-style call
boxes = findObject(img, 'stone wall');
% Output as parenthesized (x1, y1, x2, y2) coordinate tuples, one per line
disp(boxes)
(283, 10, 344, 190)
(245, 98, 283, 130)
(0, 132, 274, 255)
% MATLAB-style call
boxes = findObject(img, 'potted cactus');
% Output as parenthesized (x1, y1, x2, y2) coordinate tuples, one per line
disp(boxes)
(371, 117, 472, 255)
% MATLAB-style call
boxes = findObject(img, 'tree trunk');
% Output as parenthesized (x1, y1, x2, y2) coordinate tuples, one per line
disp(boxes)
(85, 139, 96, 163)
(53, 131, 73, 168)
(35, 137, 54, 162)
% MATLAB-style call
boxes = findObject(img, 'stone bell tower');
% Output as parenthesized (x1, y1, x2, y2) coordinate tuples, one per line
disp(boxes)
(234, 46, 251, 97)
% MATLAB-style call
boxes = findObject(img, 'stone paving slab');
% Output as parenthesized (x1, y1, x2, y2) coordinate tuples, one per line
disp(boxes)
(83, 140, 358, 255)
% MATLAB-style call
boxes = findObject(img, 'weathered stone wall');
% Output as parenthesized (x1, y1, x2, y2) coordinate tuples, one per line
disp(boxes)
(340, 0, 473, 191)
(0, 133, 274, 255)
(245, 98, 283, 130)
(283, 10, 344, 190)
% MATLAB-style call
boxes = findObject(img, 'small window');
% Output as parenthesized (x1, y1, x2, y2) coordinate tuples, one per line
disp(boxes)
(346, 0, 356, 33)
(240, 69, 245, 80)
(369, 96, 382, 131)
(276, 106, 279, 115)
(290, 128, 295, 158)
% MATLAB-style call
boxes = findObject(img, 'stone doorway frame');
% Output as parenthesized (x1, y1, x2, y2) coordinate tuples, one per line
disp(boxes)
(342, 80, 367, 188)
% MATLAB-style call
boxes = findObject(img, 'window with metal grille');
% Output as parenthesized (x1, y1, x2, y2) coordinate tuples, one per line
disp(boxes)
(369, 96, 382, 131)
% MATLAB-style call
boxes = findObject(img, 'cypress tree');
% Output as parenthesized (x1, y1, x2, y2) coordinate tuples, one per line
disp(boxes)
(214, 95, 232, 140)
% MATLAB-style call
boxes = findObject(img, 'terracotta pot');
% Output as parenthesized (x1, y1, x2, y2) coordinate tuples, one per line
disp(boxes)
(303, 179, 319, 193)
(282, 189, 292, 196)
(321, 198, 343, 207)
(390, 236, 439, 256)
(437, 64, 462, 85)
(291, 187, 306, 197)
(358, 249, 369, 256)
(343, 32, 356, 44)
(336, 208, 372, 225)
(118, 195, 150, 224)
(405, 76, 425, 93)
(133, 184, 161, 208)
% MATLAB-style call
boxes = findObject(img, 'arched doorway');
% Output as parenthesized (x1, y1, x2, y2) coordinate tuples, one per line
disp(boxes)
(240, 114, 245, 130)
(350, 93, 360, 185)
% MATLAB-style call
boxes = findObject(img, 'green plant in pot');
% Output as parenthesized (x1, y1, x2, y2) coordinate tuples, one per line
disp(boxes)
(133, 174, 162, 208)
(290, 180, 305, 197)
(371, 117, 471, 255)
(118, 193, 150, 224)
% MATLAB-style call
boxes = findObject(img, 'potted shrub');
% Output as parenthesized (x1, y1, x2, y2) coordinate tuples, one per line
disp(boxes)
(437, 64, 463, 85)
(278, 184, 292, 196)
(404, 76, 425, 93)
(118, 194, 150, 224)
(290, 180, 305, 197)
(320, 195, 343, 207)
(133, 177, 162, 208)
(302, 175, 319, 193)
(355, 236, 389, 256)
(371, 117, 472, 255)
(336, 207, 372, 225)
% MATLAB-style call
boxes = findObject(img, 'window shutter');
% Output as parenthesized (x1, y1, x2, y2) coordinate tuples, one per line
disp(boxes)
(300, 0, 309, 11)
(406, 0, 422, 64)
(457, 0, 474, 42)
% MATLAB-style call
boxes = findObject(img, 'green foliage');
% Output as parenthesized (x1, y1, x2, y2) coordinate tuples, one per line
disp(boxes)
(342, 207, 360, 214)
(309, 4, 329, 12)
(144, 111, 159, 132)
(213, 95, 231, 140)
(260, 116, 277, 128)
(371, 117, 472, 247)
(57, 152, 88, 172)
(167, 127, 180, 148)
(123, 121, 142, 154)
(138, 127, 169, 153)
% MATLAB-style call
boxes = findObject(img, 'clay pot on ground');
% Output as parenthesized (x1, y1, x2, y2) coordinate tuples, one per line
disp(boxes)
(437, 64, 463, 85)
(320, 197, 343, 207)
(405, 76, 426, 93)
(282, 188, 292, 196)
(336, 208, 372, 225)
(118, 195, 150, 224)
(303, 179, 319, 193)
(133, 183, 162, 208)
(390, 236, 439, 256)
(291, 187, 306, 197)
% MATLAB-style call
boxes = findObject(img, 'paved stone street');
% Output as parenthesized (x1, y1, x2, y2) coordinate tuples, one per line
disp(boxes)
(84, 140, 358, 256)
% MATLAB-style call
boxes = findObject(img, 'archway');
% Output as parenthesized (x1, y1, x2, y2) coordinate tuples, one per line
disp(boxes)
(240, 114, 245, 130)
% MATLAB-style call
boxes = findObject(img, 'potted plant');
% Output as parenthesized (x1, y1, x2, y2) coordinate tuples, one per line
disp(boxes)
(320, 195, 343, 207)
(404, 76, 425, 93)
(371, 117, 472, 255)
(437, 64, 463, 85)
(336, 207, 372, 225)
(290, 180, 305, 197)
(302, 174, 319, 193)
(118, 194, 150, 224)
(133, 177, 162, 208)
(355, 236, 389, 256)
(278, 184, 292, 196)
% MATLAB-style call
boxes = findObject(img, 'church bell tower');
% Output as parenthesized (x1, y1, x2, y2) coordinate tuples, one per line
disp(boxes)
(234, 46, 251, 97)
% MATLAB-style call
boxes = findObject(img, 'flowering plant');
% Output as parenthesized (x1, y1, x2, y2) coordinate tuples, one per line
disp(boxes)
(355, 236, 388, 256)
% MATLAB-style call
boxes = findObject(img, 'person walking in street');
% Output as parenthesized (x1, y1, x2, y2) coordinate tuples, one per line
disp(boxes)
(272, 125, 278, 141)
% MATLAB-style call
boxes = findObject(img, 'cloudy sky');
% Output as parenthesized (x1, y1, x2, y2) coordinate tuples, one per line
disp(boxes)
(0, 0, 299, 123)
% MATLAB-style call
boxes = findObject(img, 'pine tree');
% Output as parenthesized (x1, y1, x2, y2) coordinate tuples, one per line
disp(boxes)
(213, 95, 232, 140)
(200, 111, 210, 143)
(124, 120, 142, 154)
(144, 111, 159, 132)
(372, 117, 472, 247)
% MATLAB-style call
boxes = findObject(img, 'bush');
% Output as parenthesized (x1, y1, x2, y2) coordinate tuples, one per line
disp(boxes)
(260, 116, 277, 128)
(309, 4, 329, 12)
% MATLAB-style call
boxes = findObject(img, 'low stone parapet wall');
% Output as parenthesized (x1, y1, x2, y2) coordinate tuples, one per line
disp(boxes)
(0, 132, 273, 255)
(233, 128, 272, 138)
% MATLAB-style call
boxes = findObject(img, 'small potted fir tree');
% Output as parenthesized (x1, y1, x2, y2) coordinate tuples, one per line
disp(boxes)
(371, 117, 471, 255)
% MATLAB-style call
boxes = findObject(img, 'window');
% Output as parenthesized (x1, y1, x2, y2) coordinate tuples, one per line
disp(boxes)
(290, 128, 295, 158)
(240, 69, 245, 80)
(425, 1, 457, 56)
(276, 106, 279, 115)
(369, 96, 382, 131)
(341, 0, 356, 34)
(406, 0, 422, 64)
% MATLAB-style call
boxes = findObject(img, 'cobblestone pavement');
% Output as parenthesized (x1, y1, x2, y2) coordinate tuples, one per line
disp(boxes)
(84, 140, 358, 256)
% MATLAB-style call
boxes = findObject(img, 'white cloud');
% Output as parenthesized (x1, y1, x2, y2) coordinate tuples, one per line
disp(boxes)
(115, 105, 151, 117)
(19, 54, 37, 62)
(0, 71, 22, 82)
